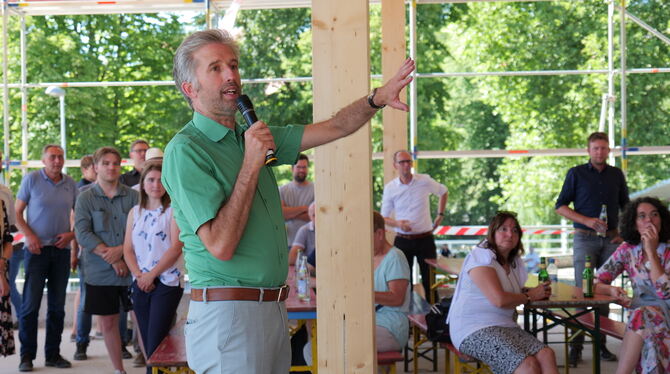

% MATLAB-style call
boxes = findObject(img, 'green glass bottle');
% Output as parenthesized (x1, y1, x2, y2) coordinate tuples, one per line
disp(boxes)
(538, 257, 549, 283)
(583, 255, 594, 297)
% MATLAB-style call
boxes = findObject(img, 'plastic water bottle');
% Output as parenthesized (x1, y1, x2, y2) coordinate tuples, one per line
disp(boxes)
(547, 258, 558, 297)
(295, 248, 303, 276)
(297, 254, 310, 301)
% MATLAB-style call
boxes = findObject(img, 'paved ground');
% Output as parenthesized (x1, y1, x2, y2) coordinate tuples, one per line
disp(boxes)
(0, 275, 622, 373)
(0, 329, 146, 374)
(0, 326, 621, 374)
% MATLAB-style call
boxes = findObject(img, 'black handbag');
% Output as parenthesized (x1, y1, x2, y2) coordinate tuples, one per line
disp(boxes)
(425, 296, 452, 343)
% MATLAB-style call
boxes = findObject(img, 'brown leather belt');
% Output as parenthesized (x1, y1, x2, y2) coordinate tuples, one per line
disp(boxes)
(395, 231, 433, 240)
(574, 228, 618, 237)
(190, 286, 290, 302)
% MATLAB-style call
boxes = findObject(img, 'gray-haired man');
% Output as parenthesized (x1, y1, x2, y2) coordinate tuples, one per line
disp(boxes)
(162, 29, 415, 374)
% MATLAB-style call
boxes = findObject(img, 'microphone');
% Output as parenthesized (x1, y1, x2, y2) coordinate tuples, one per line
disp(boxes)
(236, 94, 278, 166)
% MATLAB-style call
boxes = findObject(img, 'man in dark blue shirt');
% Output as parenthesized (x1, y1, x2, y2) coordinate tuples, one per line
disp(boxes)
(555, 131, 629, 366)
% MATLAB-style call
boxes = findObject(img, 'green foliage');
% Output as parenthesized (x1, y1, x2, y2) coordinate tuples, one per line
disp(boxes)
(451, 0, 670, 224)
(0, 1, 668, 227)
(1, 13, 191, 191)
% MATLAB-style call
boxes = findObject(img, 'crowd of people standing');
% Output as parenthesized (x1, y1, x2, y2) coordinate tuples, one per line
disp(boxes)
(0, 140, 185, 374)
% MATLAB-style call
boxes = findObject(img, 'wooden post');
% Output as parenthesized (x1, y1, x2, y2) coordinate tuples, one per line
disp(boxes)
(312, 0, 376, 373)
(381, 0, 408, 185)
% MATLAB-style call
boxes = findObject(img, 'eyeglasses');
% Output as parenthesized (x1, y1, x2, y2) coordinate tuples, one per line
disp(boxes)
(636, 211, 660, 221)
(396, 160, 412, 164)
(132, 148, 148, 154)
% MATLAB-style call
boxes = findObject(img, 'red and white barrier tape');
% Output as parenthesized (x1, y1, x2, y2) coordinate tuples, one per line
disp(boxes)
(433, 226, 573, 236)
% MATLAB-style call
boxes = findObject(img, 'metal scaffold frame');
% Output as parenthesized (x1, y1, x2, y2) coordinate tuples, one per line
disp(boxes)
(1, 0, 670, 172)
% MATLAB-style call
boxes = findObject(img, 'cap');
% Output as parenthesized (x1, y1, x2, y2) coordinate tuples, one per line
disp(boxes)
(145, 147, 163, 161)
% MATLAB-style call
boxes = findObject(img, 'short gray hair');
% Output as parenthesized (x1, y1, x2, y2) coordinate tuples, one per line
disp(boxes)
(392, 149, 411, 162)
(173, 29, 240, 108)
(42, 144, 63, 157)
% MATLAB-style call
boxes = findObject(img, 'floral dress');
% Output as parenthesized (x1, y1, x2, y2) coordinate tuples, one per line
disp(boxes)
(597, 242, 670, 374)
(0, 201, 15, 356)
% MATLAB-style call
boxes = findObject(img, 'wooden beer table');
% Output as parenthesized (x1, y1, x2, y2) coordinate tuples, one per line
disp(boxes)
(426, 258, 616, 374)
(286, 268, 318, 374)
(523, 279, 617, 374)
(424, 257, 464, 303)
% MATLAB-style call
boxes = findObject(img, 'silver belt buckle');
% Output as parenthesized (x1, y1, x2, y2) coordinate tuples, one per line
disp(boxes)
(258, 288, 265, 303)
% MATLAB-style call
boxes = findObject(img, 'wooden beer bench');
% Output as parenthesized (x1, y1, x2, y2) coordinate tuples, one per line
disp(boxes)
(377, 351, 404, 374)
(407, 313, 491, 374)
(146, 319, 194, 374)
(146, 313, 410, 374)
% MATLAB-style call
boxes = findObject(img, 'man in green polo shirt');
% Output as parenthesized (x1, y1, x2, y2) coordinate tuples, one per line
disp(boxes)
(163, 28, 414, 374)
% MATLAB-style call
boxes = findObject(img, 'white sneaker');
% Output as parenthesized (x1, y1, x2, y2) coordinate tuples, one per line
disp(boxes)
(114, 370, 127, 374)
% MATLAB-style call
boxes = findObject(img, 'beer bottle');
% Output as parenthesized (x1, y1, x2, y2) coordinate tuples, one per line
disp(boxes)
(547, 258, 559, 297)
(583, 255, 594, 297)
(538, 257, 549, 283)
(597, 204, 608, 237)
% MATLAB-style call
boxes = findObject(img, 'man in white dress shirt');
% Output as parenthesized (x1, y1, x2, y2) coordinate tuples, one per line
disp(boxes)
(381, 150, 447, 300)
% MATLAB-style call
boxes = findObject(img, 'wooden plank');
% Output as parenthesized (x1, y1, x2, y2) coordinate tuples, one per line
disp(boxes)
(381, 0, 408, 185)
(146, 319, 188, 367)
(312, 0, 376, 373)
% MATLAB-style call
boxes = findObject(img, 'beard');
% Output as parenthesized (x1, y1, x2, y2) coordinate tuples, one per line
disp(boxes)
(207, 96, 238, 117)
(294, 174, 307, 183)
(196, 81, 240, 118)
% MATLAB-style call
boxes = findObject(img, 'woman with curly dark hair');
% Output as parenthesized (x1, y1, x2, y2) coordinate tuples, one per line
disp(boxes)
(448, 211, 557, 374)
(594, 196, 670, 374)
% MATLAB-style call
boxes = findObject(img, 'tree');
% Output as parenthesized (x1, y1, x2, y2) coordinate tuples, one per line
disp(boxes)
(452, 0, 670, 224)
(1, 13, 191, 187)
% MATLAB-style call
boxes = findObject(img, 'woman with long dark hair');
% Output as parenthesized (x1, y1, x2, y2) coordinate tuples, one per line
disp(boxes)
(448, 211, 557, 374)
(594, 196, 670, 373)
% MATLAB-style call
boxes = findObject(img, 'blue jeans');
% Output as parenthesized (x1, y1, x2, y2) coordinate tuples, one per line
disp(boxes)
(131, 280, 183, 373)
(19, 246, 70, 359)
(571, 232, 619, 349)
(76, 264, 130, 345)
(76, 263, 92, 345)
(8, 244, 24, 316)
(572, 232, 619, 291)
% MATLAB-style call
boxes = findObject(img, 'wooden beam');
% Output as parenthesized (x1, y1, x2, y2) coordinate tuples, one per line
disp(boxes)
(381, 0, 408, 184)
(312, 0, 376, 373)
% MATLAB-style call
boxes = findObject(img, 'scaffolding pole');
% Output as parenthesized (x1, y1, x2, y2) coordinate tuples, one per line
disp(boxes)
(416, 67, 670, 78)
(20, 14, 26, 175)
(408, 0, 418, 169)
(205, 0, 212, 29)
(620, 0, 627, 175)
(4, 66, 670, 90)
(370, 145, 670, 160)
(607, 0, 615, 165)
(617, 5, 670, 46)
(2, 1, 9, 179)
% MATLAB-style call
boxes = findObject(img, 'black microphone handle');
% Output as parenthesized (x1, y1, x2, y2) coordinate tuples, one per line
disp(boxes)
(240, 108, 258, 129)
(237, 99, 277, 166)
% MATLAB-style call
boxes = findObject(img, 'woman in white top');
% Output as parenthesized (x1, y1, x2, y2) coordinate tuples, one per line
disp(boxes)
(448, 211, 558, 374)
(123, 160, 183, 373)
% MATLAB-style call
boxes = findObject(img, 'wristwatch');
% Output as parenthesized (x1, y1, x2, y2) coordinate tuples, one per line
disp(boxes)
(367, 88, 386, 109)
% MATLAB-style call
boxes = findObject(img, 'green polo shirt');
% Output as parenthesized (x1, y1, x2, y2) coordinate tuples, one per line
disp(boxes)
(162, 112, 304, 288)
